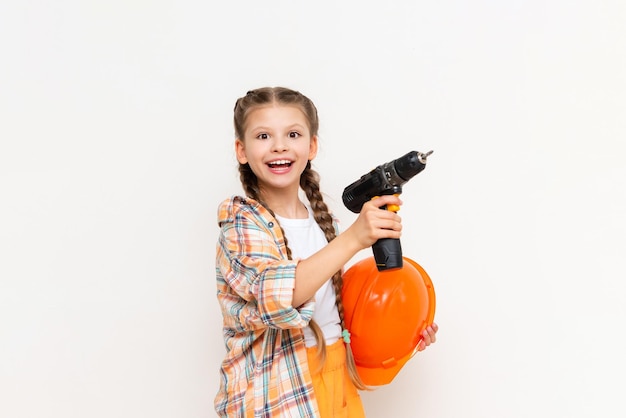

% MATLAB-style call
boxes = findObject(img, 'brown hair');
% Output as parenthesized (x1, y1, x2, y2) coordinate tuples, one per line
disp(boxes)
(234, 87, 368, 390)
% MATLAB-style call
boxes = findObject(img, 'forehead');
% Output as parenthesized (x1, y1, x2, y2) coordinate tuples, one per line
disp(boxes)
(244, 104, 310, 130)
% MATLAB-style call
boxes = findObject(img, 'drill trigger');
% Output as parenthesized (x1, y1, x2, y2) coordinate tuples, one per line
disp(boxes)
(371, 195, 401, 212)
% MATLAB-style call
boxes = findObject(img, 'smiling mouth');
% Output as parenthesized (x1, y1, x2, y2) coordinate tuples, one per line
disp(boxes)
(267, 160, 293, 168)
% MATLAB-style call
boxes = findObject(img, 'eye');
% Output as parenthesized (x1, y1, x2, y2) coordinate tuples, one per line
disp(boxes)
(256, 133, 269, 140)
(288, 131, 301, 138)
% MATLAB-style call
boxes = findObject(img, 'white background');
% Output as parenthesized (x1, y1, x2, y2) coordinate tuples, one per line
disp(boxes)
(1, 1, 625, 417)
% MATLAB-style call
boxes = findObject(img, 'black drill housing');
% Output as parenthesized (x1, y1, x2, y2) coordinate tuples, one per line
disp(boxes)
(342, 150, 431, 271)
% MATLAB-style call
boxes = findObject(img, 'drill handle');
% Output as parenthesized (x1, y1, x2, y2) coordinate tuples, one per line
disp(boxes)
(372, 238, 403, 271)
(372, 186, 403, 271)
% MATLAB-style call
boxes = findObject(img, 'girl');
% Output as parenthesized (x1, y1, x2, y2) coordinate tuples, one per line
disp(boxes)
(215, 87, 438, 417)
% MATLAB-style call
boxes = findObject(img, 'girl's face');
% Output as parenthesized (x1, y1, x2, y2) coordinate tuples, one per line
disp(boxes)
(236, 104, 318, 196)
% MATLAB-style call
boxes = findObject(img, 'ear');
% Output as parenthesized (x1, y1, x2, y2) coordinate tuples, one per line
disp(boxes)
(235, 139, 247, 164)
(308, 135, 318, 160)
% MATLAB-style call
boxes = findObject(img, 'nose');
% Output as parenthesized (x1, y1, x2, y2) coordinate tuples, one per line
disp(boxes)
(271, 136, 289, 152)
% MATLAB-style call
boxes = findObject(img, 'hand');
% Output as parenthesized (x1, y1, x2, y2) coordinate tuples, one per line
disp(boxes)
(347, 195, 403, 249)
(417, 323, 439, 351)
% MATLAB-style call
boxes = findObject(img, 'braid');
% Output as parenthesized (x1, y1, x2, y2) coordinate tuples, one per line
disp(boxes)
(238, 163, 260, 203)
(301, 163, 369, 390)
(300, 162, 336, 243)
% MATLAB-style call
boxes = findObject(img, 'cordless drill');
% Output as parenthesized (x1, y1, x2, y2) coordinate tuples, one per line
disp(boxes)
(342, 150, 433, 271)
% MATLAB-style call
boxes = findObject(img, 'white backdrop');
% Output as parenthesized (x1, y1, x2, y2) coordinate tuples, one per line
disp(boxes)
(2, 1, 625, 417)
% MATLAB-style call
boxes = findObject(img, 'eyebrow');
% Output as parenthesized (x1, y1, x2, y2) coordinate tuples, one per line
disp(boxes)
(249, 123, 307, 132)
(285, 124, 306, 131)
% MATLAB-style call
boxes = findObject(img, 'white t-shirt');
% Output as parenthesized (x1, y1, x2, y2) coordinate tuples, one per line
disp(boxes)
(275, 208, 342, 347)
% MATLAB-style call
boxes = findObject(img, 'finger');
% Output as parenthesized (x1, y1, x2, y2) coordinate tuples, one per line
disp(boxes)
(368, 195, 403, 209)
(371, 208, 402, 225)
(421, 330, 431, 346)
(422, 327, 435, 345)
(376, 218, 402, 232)
(424, 325, 437, 343)
(375, 224, 402, 240)
(361, 210, 401, 230)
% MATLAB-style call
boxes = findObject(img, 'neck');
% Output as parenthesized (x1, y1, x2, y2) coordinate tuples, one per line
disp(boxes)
(261, 190, 308, 219)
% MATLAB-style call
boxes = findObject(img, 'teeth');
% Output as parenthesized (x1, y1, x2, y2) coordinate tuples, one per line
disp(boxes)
(268, 160, 292, 166)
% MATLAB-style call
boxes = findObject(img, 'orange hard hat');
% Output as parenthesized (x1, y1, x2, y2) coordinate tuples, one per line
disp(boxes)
(342, 256, 436, 386)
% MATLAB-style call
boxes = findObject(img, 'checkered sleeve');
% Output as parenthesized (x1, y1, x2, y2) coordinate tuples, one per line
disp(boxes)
(217, 198, 315, 331)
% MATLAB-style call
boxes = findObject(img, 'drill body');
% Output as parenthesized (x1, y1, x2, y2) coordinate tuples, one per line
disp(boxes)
(342, 150, 432, 271)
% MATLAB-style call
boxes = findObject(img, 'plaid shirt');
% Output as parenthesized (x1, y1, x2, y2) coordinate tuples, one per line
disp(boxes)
(215, 195, 330, 417)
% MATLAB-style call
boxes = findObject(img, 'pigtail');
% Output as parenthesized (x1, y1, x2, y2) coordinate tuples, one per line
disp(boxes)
(300, 162, 370, 391)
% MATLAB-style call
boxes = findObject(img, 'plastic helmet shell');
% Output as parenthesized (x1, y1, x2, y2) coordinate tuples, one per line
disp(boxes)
(342, 256, 436, 386)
